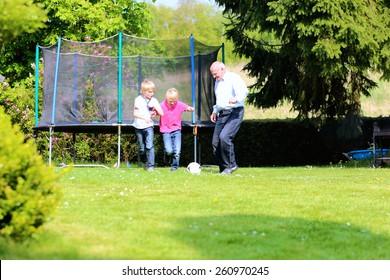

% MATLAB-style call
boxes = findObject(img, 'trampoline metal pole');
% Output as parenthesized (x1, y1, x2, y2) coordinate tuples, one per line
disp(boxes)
(117, 32, 123, 168)
(34, 45, 40, 126)
(190, 35, 197, 163)
(47, 37, 61, 166)
(51, 37, 62, 125)
(196, 53, 203, 165)
(118, 32, 123, 124)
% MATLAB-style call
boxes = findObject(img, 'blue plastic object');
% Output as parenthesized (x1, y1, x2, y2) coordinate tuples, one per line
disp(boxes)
(347, 149, 389, 160)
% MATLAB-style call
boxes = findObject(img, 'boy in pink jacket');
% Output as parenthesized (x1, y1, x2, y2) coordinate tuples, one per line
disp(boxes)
(159, 88, 194, 171)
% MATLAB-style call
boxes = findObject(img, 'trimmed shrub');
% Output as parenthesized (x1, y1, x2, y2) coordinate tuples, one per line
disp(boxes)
(0, 107, 62, 241)
(0, 82, 36, 139)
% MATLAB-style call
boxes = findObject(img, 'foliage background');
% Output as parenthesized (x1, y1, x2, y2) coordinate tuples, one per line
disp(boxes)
(215, 0, 390, 120)
(0, 0, 390, 168)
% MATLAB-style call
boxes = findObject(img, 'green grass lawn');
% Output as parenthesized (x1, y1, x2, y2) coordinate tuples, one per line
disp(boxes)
(1, 165, 389, 260)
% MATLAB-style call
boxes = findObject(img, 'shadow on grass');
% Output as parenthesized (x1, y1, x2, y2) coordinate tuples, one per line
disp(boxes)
(1, 214, 389, 260)
(171, 214, 390, 260)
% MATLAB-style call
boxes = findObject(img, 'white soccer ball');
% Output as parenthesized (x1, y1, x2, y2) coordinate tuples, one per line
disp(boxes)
(187, 162, 201, 174)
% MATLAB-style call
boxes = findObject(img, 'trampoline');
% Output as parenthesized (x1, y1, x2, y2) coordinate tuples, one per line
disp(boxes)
(33, 33, 222, 166)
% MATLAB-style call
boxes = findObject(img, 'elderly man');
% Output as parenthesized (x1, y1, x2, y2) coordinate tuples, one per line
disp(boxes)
(209, 61, 248, 175)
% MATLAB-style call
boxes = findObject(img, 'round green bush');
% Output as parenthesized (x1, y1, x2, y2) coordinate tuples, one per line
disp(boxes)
(0, 107, 62, 241)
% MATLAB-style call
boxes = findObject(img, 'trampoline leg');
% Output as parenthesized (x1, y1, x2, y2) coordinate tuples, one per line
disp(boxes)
(73, 133, 76, 164)
(33, 131, 38, 155)
(198, 137, 201, 165)
(117, 125, 121, 168)
(194, 135, 197, 163)
(49, 126, 53, 165)
(193, 125, 198, 163)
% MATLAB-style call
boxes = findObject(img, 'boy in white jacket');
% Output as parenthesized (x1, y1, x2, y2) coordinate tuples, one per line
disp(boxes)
(133, 79, 164, 171)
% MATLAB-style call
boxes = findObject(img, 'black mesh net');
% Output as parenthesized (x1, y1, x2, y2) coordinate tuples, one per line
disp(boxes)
(36, 33, 221, 130)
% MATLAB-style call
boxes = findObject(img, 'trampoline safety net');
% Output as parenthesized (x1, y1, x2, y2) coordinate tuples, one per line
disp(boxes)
(34, 33, 221, 131)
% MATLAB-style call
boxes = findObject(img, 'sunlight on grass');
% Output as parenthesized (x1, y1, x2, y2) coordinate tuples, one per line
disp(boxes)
(361, 77, 390, 117)
(1, 166, 389, 260)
